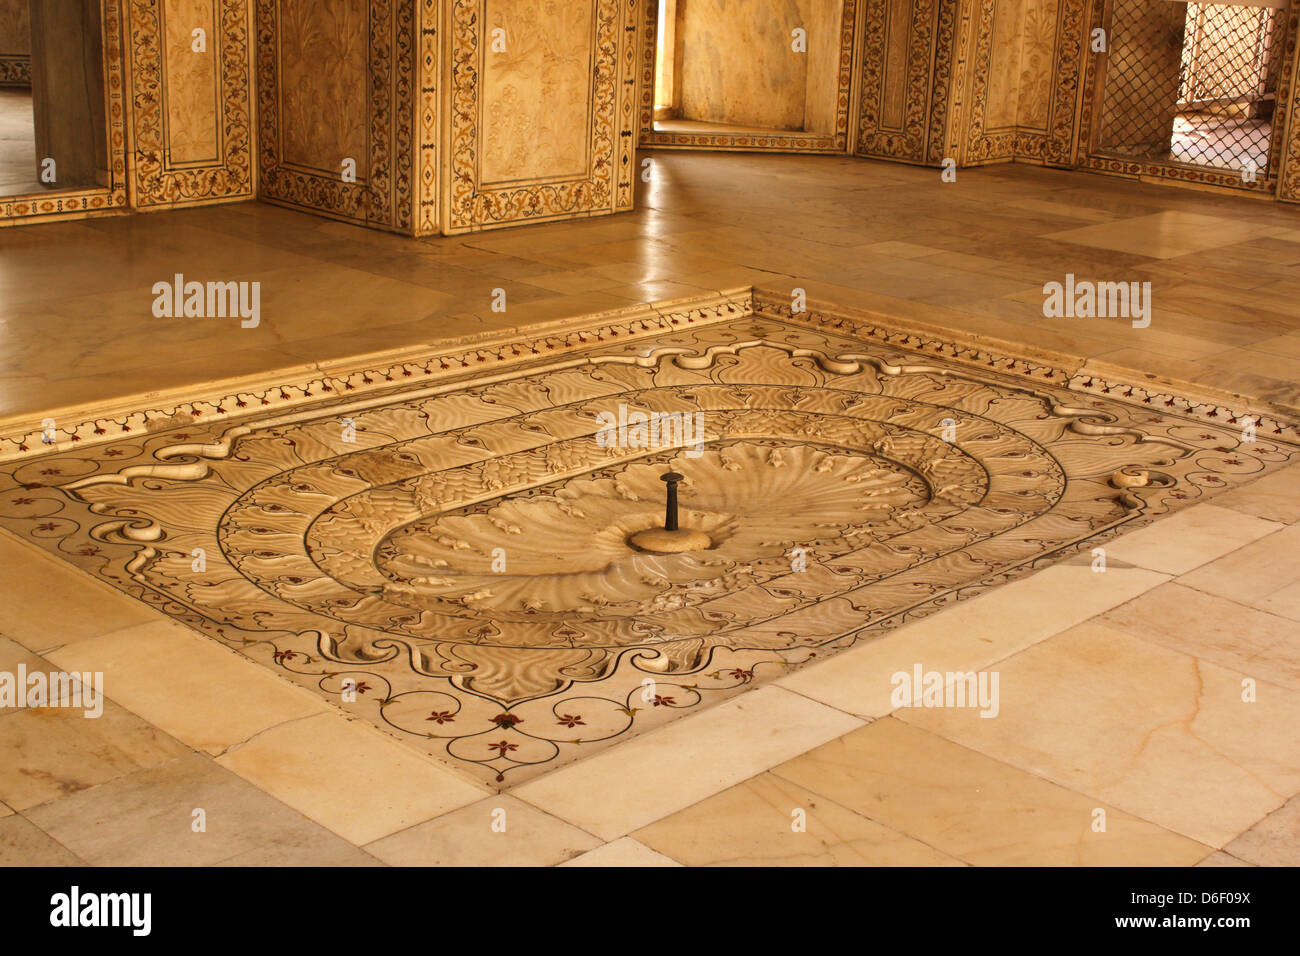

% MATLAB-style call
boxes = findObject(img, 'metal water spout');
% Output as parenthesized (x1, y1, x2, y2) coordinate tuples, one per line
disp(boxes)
(628, 471, 713, 554)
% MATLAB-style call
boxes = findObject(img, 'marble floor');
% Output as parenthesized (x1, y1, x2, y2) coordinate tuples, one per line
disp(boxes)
(5, 151, 1300, 445)
(2, 154, 1300, 866)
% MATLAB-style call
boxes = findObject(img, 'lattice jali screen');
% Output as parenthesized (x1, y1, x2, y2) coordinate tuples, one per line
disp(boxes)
(1097, 0, 1287, 176)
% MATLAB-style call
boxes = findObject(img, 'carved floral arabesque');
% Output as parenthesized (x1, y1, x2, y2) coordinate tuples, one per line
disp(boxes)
(869, 0, 1299, 191)
(856, 0, 961, 163)
(415, 0, 439, 234)
(277, 1, 370, 180)
(950, 0, 1076, 167)
(1278, 1, 1300, 199)
(479, 1, 595, 182)
(3, 319, 1295, 785)
(0, 55, 28, 86)
(256, 0, 416, 230)
(256, 0, 361, 222)
(128, 0, 255, 206)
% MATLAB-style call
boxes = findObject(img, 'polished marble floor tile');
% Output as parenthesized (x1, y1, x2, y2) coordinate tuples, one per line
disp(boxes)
(364, 795, 599, 867)
(1101, 504, 1281, 576)
(9, 154, 1300, 425)
(214, 714, 489, 846)
(1196, 850, 1253, 867)
(0, 816, 84, 866)
(0, 698, 188, 813)
(0, 635, 49, 674)
(634, 771, 964, 866)
(895, 622, 1300, 848)
(46, 619, 331, 756)
(513, 687, 863, 841)
(1221, 793, 1300, 866)
(1257, 582, 1300, 622)
(1045, 212, 1285, 260)
(24, 753, 372, 867)
(0, 532, 161, 653)
(773, 718, 1211, 866)
(559, 837, 682, 867)
(1101, 583, 1300, 691)
(776, 564, 1169, 718)
(213, 836, 381, 867)
(1178, 524, 1300, 610)
(1211, 463, 1300, 525)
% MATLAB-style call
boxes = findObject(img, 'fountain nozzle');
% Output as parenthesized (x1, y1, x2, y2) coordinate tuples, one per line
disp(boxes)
(661, 471, 683, 531)
(628, 471, 713, 554)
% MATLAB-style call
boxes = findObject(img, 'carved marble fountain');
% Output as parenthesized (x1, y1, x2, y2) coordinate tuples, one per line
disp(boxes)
(2, 291, 1296, 785)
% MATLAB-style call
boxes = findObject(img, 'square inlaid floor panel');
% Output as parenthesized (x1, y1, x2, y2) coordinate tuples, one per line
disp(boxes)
(3, 290, 1298, 787)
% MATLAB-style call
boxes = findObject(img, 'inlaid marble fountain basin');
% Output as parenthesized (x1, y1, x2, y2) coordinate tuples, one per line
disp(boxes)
(4, 296, 1297, 785)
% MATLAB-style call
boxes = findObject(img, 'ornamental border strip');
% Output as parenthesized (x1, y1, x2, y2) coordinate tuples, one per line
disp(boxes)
(7, 285, 1299, 462)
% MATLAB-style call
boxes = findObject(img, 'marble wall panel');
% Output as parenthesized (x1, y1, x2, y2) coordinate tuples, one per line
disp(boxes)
(677, 0, 810, 130)
(161, 0, 220, 166)
(0, 0, 28, 50)
(480, 0, 595, 184)
(30, 0, 107, 187)
(960, 0, 1085, 166)
(1016, 0, 1058, 131)
(804, 0, 843, 134)
(641, 0, 856, 151)
(0, 0, 128, 224)
(984, 0, 1024, 131)
(256, 0, 416, 232)
(414, 0, 438, 235)
(278, 0, 369, 176)
(857, 0, 959, 163)
(1278, 4, 1300, 202)
(959, 0, 1058, 155)
(441, 0, 635, 233)
(127, 0, 256, 207)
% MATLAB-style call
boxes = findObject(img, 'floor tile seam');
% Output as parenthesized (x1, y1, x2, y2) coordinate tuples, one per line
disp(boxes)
(804, 714, 1229, 853)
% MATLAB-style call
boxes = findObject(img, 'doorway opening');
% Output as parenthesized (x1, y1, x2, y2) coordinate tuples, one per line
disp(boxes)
(1095, 0, 1287, 182)
(0, 0, 108, 198)
(648, 0, 845, 142)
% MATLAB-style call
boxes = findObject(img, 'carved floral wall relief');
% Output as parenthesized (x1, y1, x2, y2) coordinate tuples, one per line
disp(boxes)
(442, 0, 634, 233)
(127, 0, 256, 207)
(256, 0, 416, 231)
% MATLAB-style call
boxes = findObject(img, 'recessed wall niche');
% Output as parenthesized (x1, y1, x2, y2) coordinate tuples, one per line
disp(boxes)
(640, 0, 859, 152)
